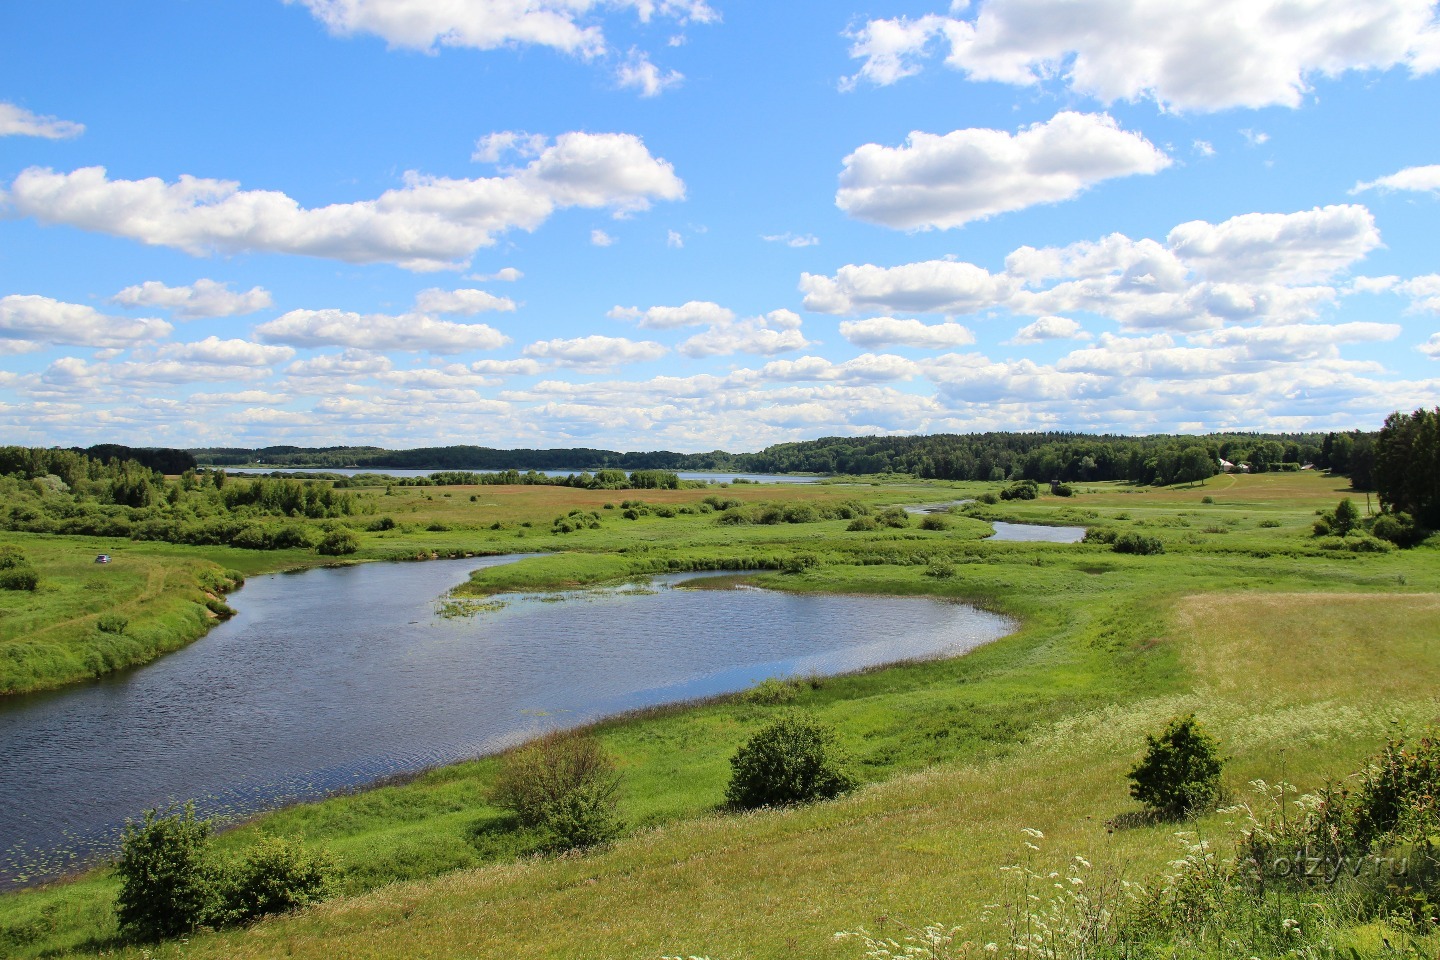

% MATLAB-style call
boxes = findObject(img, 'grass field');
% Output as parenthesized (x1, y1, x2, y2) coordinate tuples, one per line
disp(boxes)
(1, 470, 1436, 958)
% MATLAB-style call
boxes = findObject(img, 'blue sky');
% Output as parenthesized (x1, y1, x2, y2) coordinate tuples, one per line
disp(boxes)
(1, 0, 1437, 452)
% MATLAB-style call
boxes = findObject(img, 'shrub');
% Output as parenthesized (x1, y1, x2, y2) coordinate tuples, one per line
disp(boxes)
(491, 731, 623, 849)
(316, 530, 359, 556)
(1083, 527, 1118, 545)
(742, 676, 803, 705)
(1371, 511, 1421, 547)
(366, 516, 396, 531)
(846, 516, 878, 532)
(725, 712, 856, 809)
(1000, 479, 1039, 501)
(877, 507, 910, 528)
(114, 805, 218, 941)
(1128, 714, 1224, 818)
(97, 613, 128, 634)
(1051, 482, 1074, 497)
(1112, 532, 1164, 555)
(925, 559, 956, 579)
(782, 553, 819, 574)
(977, 492, 999, 505)
(0, 545, 26, 569)
(1200, 495, 1215, 504)
(0, 566, 39, 590)
(221, 836, 335, 924)
(918, 514, 950, 531)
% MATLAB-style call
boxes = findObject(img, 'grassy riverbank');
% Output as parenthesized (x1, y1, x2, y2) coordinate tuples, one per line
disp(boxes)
(2, 471, 1437, 958)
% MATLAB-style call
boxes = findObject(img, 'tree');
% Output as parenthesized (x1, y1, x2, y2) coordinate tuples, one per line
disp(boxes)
(726, 712, 856, 809)
(114, 805, 217, 940)
(1331, 498, 1360, 536)
(1128, 715, 1224, 818)
(1375, 408, 1440, 528)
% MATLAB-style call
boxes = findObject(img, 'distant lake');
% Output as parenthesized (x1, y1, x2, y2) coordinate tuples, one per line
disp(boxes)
(214, 467, 819, 484)
(0, 557, 1012, 887)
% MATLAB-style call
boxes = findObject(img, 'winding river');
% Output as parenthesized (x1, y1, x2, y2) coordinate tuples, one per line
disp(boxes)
(0, 555, 1015, 887)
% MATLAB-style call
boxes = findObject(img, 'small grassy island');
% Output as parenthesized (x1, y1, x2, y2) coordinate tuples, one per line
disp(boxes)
(2, 420, 1438, 959)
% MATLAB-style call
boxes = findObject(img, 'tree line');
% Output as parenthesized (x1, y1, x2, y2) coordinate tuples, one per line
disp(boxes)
(192, 430, 1378, 487)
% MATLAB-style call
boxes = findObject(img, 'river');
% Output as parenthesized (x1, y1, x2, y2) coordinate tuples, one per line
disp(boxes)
(0, 556, 1013, 887)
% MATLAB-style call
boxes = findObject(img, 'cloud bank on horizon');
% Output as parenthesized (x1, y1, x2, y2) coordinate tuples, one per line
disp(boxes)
(0, 0, 1437, 451)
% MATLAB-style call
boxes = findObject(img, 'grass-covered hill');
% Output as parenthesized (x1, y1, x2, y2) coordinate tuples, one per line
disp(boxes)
(2, 470, 1439, 958)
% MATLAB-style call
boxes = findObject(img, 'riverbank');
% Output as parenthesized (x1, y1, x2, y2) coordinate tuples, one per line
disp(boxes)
(2, 473, 1437, 957)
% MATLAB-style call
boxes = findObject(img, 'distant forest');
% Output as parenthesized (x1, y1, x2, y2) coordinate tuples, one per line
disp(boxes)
(192, 429, 1379, 487)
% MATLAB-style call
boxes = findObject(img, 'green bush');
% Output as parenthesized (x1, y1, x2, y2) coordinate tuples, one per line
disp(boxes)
(725, 712, 856, 809)
(918, 514, 950, 531)
(741, 676, 803, 705)
(999, 479, 1039, 501)
(925, 559, 956, 579)
(1051, 482, 1074, 497)
(977, 492, 999, 505)
(96, 613, 128, 634)
(877, 507, 910, 528)
(114, 805, 218, 941)
(221, 836, 335, 924)
(1128, 714, 1224, 818)
(1083, 527, 1118, 544)
(846, 516, 878, 532)
(316, 530, 359, 556)
(366, 516, 396, 531)
(1112, 532, 1165, 555)
(491, 731, 623, 849)
(1371, 511, 1421, 547)
(0, 566, 39, 590)
(0, 544, 26, 569)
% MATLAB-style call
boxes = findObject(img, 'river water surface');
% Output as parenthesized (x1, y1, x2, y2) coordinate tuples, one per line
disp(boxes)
(0, 556, 1013, 886)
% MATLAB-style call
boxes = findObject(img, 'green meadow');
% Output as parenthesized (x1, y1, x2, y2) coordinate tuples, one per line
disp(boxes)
(2, 470, 1438, 958)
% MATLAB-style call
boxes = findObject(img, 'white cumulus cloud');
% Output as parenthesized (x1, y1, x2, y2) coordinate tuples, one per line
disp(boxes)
(154, 337, 296, 366)
(412, 288, 517, 314)
(256, 309, 511, 354)
(839, 317, 976, 349)
(679, 309, 811, 357)
(286, 0, 716, 59)
(801, 259, 1016, 315)
(1353, 164, 1440, 194)
(112, 278, 273, 319)
(522, 335, 667, 369)
(1400, 274, 1440, 313)
(616, 49, 684, 96)
(1006, 316, 1090, 344)
(1166, 205, 1381, 283)
(837, 112, 1171, 230)
(2, 133, 685, 271)
(807, 205, 1382, 332)
(843, 0, 1440, 112)
(0, 102, 85, 139)
(0, 295, 172, 348)
(609, 300, 733, 329)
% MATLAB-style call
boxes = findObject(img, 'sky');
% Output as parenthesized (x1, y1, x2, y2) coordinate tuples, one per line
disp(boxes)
(1, 0, 1438, 453)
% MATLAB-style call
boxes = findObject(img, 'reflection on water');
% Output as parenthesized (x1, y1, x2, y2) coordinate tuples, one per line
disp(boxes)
(0, 557, 1012, 886)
